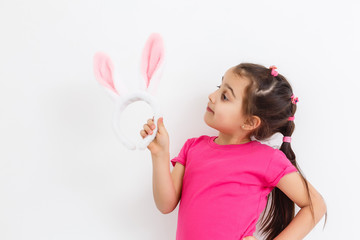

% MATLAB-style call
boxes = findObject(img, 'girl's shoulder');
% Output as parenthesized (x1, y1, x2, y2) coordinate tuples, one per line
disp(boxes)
(183, 135, 209, 148)
(249, 140, 284, 158)
(186, 134, 210, 143)
(180, 135, 213, 150)
(253, 140, 280, 151)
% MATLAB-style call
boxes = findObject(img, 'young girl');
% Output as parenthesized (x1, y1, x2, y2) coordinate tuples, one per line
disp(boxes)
(140, 63, 327, 240)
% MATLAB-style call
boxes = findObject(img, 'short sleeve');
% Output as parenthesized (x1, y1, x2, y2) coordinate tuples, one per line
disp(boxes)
(264, 149, 298, 187)
(170, 138, 196, 167)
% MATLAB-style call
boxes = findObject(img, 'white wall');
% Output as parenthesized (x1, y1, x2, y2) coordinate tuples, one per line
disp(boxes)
(0, 0, 359, 239)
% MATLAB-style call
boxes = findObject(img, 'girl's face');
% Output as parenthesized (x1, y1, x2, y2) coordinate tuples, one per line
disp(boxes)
(204, 67, 251, 136)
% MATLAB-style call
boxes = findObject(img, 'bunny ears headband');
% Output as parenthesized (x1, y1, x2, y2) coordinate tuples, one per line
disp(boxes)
(93, 33, 165, 150)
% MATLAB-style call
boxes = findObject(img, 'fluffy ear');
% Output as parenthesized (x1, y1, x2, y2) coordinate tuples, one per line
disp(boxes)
(93, 52, 119, 95)
(140, 33, 165, 93)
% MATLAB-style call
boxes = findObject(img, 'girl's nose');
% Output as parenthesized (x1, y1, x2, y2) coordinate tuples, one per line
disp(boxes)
(208, 92, 215, 103)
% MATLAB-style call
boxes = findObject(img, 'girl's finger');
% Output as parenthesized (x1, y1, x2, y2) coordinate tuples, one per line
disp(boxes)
(143, 124, 153, 135)
(147, 119, 155, 129)
(140, 130, 147, 138)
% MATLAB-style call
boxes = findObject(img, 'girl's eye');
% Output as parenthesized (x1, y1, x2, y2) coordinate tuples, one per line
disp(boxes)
(216, 85, 228, 101)
(222, 94, 228, 101)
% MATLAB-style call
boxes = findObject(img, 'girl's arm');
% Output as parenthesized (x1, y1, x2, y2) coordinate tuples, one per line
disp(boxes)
(151, 151, 177, 214)
(141, 117, 181, 214)
(152, 152, 185, 214)
(273, 172, 327, 240)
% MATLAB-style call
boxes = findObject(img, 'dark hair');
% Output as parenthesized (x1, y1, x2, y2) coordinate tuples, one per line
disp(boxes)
(233, 63, 327, 240)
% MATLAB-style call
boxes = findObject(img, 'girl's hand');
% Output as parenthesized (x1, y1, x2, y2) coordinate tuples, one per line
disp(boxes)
(243, 236, 258, 240)
(140, 117, 169, 156)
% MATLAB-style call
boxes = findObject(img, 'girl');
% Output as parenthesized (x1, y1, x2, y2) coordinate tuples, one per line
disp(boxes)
(140, 63, 328, 240)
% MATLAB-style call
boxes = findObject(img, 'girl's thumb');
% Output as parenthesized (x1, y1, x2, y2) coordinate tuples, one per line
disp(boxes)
(157, 117, 164, 129)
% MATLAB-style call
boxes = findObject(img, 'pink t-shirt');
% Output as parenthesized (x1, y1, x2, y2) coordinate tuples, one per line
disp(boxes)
(170, 135, 298, 240)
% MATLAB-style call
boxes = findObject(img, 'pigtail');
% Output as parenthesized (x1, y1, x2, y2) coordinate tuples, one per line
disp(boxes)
(260, 115, 317, 239)
(279, 120, 296, 162)
(259, 187, 295, 240)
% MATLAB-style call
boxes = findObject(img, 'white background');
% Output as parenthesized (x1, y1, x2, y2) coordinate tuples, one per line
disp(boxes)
(0, 0, 359, 239)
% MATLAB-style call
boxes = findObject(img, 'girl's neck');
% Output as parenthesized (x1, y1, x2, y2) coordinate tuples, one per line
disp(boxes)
(215, 133, 252, 145)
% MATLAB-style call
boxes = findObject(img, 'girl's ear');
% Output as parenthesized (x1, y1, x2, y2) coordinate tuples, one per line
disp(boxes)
(93, 52, 119, 95)
(246, 116, 262, 130)
(140, 33, 165, 94)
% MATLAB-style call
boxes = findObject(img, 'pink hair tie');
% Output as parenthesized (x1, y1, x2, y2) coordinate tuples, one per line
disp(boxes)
(288, 116, 295, 121)
(291, 94, 299, 104)
(269, 65, 278, 77)
(283, 136, 291, 143)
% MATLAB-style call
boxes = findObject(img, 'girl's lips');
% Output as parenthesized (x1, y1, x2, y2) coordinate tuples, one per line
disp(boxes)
(207, 107, 214, 113)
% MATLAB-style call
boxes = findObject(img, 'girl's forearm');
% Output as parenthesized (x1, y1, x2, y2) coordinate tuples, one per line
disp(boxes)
(151, 152, 177, 214)
(273, 199, 327, 240)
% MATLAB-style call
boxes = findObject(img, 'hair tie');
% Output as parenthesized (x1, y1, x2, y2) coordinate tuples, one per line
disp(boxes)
(291, 94, 299, 104)
(269, 65, 278, 77)
(283, 136, 291, 143)
(288, 116, 295, 121)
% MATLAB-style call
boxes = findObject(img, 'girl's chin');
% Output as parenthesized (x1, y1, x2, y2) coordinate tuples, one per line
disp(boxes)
(203, 115, 215, 128)
(203, 114, 209, 124)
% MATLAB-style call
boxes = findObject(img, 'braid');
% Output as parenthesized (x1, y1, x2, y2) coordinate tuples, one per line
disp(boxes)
(278, 94, 297, 162)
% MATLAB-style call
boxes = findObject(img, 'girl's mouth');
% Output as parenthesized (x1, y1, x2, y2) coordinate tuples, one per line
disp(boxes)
(207, 107, 214, 113)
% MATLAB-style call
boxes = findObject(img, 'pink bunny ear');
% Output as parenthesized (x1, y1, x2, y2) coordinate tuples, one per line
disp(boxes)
(141, 33, 164, 88)
(93, 52, 119, 94)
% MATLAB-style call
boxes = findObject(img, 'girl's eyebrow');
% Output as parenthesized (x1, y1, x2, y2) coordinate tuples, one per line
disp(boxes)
(221, 76, 236, 99)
